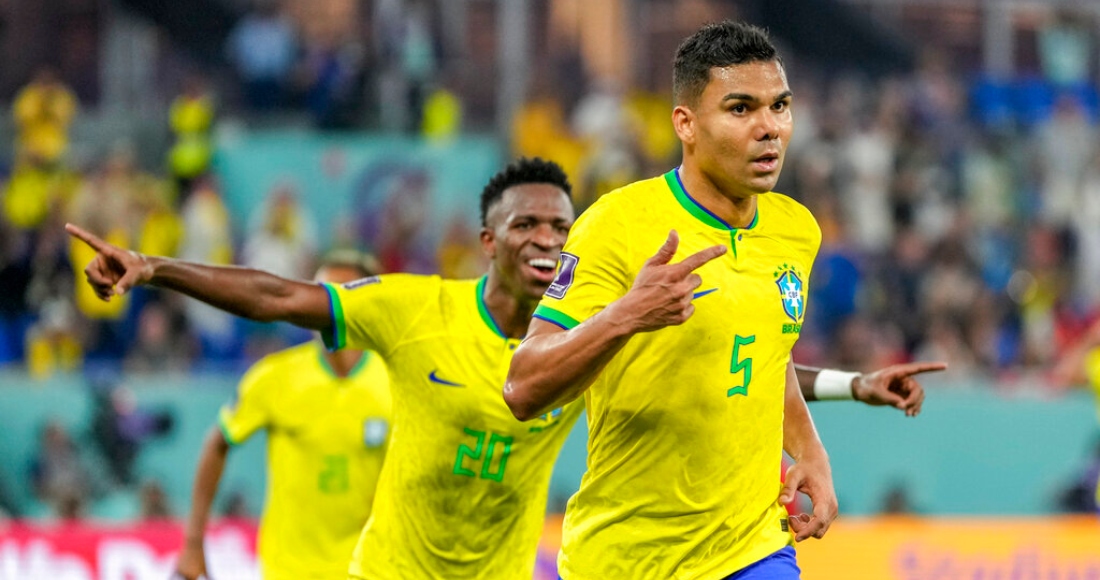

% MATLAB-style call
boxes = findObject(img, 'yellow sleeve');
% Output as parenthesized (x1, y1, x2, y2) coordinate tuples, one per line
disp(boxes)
(1086, 348, 1100, 398)
(218, 358, 277, 445)
(321, 274, 438, 355)
(534, 197, 631, 329)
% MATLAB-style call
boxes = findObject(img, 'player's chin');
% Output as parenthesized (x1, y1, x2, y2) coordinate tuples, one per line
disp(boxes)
(524, 278, 553, 300)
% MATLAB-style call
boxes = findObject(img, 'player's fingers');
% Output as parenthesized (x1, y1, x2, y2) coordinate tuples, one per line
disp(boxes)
(115, 266, 144, 296)
(685, 273, 703, 292)
(645, 230, 680, 267)
(65, 223, 111, 253)
(902, 378, 925, 416)
(675, 244, 727, 273)
(888, 361, 948, 378)
(778, 476, 799, 505)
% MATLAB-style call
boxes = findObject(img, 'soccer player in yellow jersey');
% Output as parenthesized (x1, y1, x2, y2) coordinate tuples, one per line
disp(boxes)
(506, 21, 837, 579)
(173, 254, 392, 580)
(67, 158, 582, 579)
(67, 155, 940, 579)
(1053, 317, 1100, 513)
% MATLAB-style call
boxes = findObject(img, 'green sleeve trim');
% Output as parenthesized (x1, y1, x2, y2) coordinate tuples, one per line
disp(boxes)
(533, 305, 581, 330)
(320, 282, 347, 351)
(217, 409, 243, 447)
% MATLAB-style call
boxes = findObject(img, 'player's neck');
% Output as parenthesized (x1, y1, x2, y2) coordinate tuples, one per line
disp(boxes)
(324, 350, 363, 377)
(677, 164, 758, 228)
(481, 273, 536, 339)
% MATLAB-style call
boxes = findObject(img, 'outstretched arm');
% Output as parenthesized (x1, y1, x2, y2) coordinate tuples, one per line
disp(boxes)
(795, 361, 946, 417)
(175, 427, 230, 580)
(66, 223, 331, 330)
(504, 231, 726, 420)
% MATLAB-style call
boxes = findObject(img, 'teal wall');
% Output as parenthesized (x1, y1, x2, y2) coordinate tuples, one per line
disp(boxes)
(1, 373, 1095, 519)
(213, 131, 503, 252)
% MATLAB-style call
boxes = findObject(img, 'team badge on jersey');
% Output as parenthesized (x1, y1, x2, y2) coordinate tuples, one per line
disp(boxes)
(363, 418, 389, 447)
(545, 253, 579, 299)
(774, 264, 805, 323)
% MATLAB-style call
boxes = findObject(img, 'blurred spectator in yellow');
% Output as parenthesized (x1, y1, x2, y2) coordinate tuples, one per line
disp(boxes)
(168, 75, 216, 198)
(511, 82, 587, 190)
(12, 67, 79, 167)
(421, 82, 463, 143)
(133, 179, 183, 260)
(24, 298, 82, 379)
(1, 152, 81, 231)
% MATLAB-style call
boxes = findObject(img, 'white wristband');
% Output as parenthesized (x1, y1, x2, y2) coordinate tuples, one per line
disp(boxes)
(813, 370, 859, 400)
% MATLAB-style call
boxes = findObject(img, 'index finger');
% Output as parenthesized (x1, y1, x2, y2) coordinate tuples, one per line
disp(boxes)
(885, 361, 947, 378)
(65, 223, 110, 252)
(675, 244, 727, 273)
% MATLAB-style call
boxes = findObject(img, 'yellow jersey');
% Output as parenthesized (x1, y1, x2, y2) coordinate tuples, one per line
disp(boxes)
(323, 275, 585, 579)
(218, 341, 392, 580)
(534, 169, 821, 579)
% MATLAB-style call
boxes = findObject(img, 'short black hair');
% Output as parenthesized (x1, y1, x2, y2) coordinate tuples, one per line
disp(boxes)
(673, 20, 780, 106)
(480, 157, 572, 227)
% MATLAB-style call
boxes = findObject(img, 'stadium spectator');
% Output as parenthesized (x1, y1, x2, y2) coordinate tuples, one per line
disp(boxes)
(226, 1, 297, 111)
(167, 74, 216, 198)
(11, 67, 78, 167)
(28, 420, 93, 518)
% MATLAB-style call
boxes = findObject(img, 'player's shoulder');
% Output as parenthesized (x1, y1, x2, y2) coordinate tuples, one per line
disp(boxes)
(239, 342, 318, 393)
(574, 174, 669, 231)
(762, 192, 821, 244)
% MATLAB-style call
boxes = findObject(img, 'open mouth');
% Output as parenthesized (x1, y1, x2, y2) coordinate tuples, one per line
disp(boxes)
(752, 153, 779, 172)
(526, 258, 558, 282)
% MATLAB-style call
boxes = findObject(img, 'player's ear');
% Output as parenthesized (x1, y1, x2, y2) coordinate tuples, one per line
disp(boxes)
(672, 105, 695, 145)
(479, 227, 496, 259)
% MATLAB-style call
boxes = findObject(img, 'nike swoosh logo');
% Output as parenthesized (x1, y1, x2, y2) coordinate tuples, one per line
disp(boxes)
(692, 288, 718, 299)
(428, 370, 465, 387)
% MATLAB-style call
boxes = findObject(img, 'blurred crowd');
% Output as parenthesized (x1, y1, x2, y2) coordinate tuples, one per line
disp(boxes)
(2, 4, 1100, 390)
(514, 48, 1100, 391)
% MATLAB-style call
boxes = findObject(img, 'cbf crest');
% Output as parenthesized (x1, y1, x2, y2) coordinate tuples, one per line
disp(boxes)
(773, 263, 805, 323)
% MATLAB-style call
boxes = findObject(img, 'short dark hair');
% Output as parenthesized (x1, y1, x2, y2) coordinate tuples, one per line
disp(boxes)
(319, 249, 381, 277)
(480, 157, 572, 227)
(673, 21, 780, 106)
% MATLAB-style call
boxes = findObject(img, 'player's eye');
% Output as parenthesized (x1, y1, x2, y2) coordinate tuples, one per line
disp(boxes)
(772, 100, 789, 112)
(730, 104, 747, 114)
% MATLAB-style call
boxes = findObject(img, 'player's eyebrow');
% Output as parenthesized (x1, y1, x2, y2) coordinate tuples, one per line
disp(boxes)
(721, 90, 793, 103)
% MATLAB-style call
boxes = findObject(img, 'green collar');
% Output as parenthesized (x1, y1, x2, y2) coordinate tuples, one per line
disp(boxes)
(475, 276, 507, 339)
(664, 168, 758, 231)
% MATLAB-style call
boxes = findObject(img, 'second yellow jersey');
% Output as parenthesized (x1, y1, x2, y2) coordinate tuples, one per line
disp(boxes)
(219, 341, 392, 580)
(323, 275, 585, 579)
(535, 170, 821, 579)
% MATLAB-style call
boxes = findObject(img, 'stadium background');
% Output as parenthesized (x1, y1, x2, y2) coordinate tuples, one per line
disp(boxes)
(2, 0, 1100, 578)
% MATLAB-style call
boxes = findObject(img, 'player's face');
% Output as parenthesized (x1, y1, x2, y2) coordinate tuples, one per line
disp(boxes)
(676, 60, 793, 198)
(482, 184, 574, 300)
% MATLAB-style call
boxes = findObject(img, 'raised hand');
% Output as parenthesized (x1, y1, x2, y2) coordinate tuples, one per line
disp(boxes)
(779, 456, 837, 542)
(853, 361, 947, 417)
(620, 230, 726, 333)
(66, 223, 153, 300)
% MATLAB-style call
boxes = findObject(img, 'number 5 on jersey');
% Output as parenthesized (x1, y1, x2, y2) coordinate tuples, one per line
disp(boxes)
(728, 334, 755, 397)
